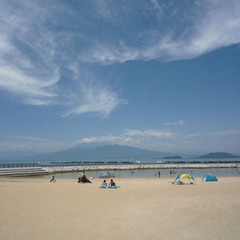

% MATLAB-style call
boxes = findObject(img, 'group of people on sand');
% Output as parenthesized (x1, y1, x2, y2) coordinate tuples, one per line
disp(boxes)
(78, 171, 92, 183)
(101, 179, 116, 187)
(50, 171, 92, 183)
(50, 172, 117, 186)
(154, 171, 161, 178)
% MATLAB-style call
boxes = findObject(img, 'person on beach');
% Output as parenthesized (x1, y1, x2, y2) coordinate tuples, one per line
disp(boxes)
(158, 171, 161, 178)
(101, 180, 107, 187)
(109, 179, 116, 187)
(50, 176, 56, 183)
(78, 171, 92, 183)
(77, 172, 82, 183)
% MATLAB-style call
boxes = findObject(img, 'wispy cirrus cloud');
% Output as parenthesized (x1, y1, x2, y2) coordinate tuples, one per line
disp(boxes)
(207, 130, 240, 137)
(8, 136, 50, 142)
(0, 0, 124, 117)
(1, 0, 240, 118)
(63, 81, 126, 117)
(0, 65, 59, 105)
(165, 120, 184, 126)
(0, 135, 72, 153)
(80, 0, 240, 64)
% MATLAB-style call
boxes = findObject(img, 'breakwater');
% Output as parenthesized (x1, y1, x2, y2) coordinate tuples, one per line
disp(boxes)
(43, 162, 240, 174)
(0, 167, 49, 177)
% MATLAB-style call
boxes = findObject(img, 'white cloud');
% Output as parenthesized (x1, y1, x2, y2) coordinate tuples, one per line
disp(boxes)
(0, 1, 123, 117)
(80, 0, 240, 64)
(0, 65, 59, 104)
(185, 134, 200, 138)
(83, 43, 139, 65)
(8, 136, 50, 142)
(124, 129, 177, 139)
(63, 86, 125, 117)
(0, 1, 60, 105)
(165, 120, 184, 126)
(76, 127, 240, 153)
(79, 135, 132, 144)
(0, 137, 72, 154)
(78, 129, 178, 148)
(208, 130, 240, 137)
(1, 0, 240, 117)
(62, 67, 127, 117)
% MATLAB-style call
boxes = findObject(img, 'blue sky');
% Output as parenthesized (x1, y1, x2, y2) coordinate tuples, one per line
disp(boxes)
(0, 0, 240, 155)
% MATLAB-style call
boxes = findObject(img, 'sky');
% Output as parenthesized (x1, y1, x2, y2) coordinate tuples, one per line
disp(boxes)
(0, 0, 240, 156)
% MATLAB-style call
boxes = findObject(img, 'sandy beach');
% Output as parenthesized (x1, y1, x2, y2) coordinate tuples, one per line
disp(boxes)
(0, 176, 240, 240)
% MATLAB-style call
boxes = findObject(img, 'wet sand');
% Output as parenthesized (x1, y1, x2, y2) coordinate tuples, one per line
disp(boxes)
(0, 177, 240, 240)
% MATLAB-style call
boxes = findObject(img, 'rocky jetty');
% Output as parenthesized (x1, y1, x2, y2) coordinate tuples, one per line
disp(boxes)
(0, 167, 49, 177)
(43, 162, 239, 174)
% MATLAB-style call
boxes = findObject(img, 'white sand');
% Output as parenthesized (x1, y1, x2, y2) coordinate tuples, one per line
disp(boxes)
(0, 177, 240, 240)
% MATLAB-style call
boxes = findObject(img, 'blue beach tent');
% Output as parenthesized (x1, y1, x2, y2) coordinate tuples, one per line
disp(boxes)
(202, 173, 218, 182)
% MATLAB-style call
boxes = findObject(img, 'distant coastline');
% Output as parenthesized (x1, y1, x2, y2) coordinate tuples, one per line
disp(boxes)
(199, 152, 239, 158)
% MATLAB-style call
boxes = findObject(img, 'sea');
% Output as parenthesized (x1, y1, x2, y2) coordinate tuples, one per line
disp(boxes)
(33, 157, 240, 179)
(1, 157, 240, 179)
(38, 167, 240, 179)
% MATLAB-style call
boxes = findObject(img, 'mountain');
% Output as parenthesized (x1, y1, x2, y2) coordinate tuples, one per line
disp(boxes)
(163, 156, 182, 159)
(0, 144, 196, 163)
(199, 152, 238, 159)
(36, 144, 168, 161)
(1, 144, 175, 163)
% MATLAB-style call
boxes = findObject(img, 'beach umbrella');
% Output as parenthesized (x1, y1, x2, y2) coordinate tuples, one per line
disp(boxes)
(98, 172, 115, 178)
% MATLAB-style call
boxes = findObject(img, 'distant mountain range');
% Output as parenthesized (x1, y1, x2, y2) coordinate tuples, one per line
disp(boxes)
(0, 144, 239, 163)
(199, 152, 239, 158)
(163, 156, 182, 159)
(35, 144, 169, 162)
(0, 144, 181, 162)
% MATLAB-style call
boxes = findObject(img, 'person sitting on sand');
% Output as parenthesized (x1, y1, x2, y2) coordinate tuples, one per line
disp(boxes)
(109, 179, 116, 187)
(77, 172, 82, 183)
(50, 176, 56, 183)
(101, 179, 107, 187)
(78, 171, 92, 183)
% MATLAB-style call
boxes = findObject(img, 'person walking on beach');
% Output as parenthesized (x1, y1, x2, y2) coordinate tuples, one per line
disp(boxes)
(158, 171, 160, 178)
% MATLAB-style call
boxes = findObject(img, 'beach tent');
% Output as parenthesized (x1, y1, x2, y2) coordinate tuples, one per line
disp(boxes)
(98, 172, 115, 178)
(202, 173, 218, 182)
(172, 173, 195, 185)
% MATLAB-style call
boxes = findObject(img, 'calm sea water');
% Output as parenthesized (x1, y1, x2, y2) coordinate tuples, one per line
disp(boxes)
(39, 167, 240, 179)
